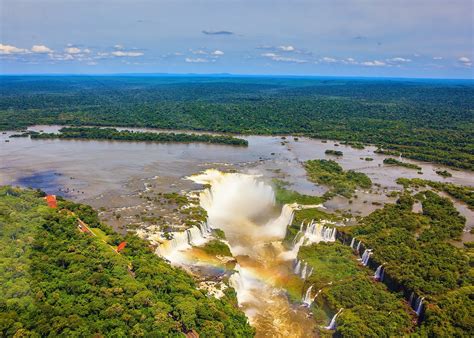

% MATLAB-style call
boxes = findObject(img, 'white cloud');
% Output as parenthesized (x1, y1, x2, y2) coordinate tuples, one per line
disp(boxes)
(261, 52, 307, 63)
(111, 51, 144, 57)
(341, 57, 358, 65)
(0, 43, 28, 54)
(65, 47, 82, 54)
(192, 49, 208, 55)
(185, 57, 208, 63)
(386, 57, 412, 63)
(114, 44, 124, 49)
(362, 60, 386, 67)
(458, 56, 472, 66)
(31, 45, 53, 53)
(321, 56, 337, 63)
(278, 45, 295, 52)
(433, 56, 443, 60)
(49, 53, 74, 61)
(87, 61, 98, 65)
(211, 50, 224, 56)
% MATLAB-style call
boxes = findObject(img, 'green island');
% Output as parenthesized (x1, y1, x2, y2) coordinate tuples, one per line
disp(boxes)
(383, 158, 422, 170)
(304, 159, 372, 198)
(396, 177, 474, 209)
(325, 149, 343, 156)
(29, 126, 249, 146)
(0, 186, 254, 337)
(1, 76, 473, 170)
(435, 170, 452, 178)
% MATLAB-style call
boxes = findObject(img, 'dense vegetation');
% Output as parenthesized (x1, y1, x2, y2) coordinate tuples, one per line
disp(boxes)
(273, 180, 325, 205)
(0, 186, 254, 337)
(396, 177, 474, 209)
(325, 149, 343, 156)
(0, 76, 473, 169)
(383, 158, 422, 170)
(29, 126, 248, 146)
(298, 243, 414, 336)
(304, 159, 372, 198)
(343, 191, 473, 335)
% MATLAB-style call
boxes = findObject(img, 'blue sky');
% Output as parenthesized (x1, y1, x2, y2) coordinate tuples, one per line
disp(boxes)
(1, 0, 473, 78)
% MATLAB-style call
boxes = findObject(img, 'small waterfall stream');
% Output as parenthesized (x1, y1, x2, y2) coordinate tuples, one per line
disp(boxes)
(324, 308, 343, 330)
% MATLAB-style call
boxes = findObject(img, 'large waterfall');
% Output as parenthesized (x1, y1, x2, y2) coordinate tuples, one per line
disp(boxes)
(188, 170, 317, 335)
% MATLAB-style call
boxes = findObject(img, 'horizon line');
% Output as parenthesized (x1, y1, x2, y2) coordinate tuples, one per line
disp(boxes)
(0, 72, 473, 81)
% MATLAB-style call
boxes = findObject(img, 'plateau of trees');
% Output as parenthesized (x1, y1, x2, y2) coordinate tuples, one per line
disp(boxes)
(304, 159, 372, 198)
(0, 186, 254, 337)
(383, 158, 422, 170)
(30, 126, 249, 146)
(0, 76, 472, 170)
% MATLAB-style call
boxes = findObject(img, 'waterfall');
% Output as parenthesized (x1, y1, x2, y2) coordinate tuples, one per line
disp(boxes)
(294, 260, 302, 275)
(155, 224, 212, 259)
(359, 249, 372, 266)
(307, 267, 314, 278)
(324, 308, 343, 330)
(415, 297, 425, 316)
(313, 289, 322, 301)
(301, 262, 308, 279)
(374, 265, 384, 281)
(302, 285, 314, 306)
(350, 237, 355, 249)
(303, 220, 337, 244)
(409, 292, 415, 307)
(356, 240, 362, 252)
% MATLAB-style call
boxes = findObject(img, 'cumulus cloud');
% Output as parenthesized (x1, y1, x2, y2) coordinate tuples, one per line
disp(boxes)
(31, 45, 53, 53)
(202, 30, 234, 35)
(185, 57, 209, 63)
(111, 51, 144, 57)
(361, 60, 386, 67)
(0, 43, 28, 54)
(211, 50, 224, 56)
(458, 56, 472, 66)
(278, 45, 295, 52)
(65, 47, 82, 54)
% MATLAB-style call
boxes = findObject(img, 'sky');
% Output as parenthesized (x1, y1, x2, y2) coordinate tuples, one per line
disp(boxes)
(1, 0, 473, 78)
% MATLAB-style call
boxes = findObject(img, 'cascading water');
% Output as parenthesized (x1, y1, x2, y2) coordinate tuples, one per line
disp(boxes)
(294, 260, 302, 275)
(350, 237, 355, 249)
(356, 240, 362, 252)
(302, 285, 314, 306)
(188, 169, 316, 336)
(415, 297, 425, 316)
(374, 265, 384, 281)
(359, 249, 372, 266)
(155, 224, 212, 261)
(324, 308, 343, 330)
(301, 262, 308, 279)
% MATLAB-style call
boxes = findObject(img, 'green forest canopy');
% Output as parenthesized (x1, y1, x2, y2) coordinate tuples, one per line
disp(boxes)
(0, 186, 254, 337)
(0, 76, 473, 170)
